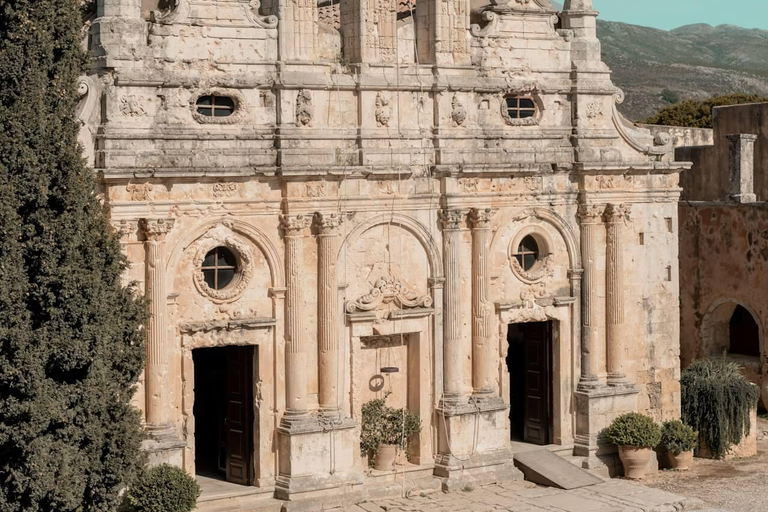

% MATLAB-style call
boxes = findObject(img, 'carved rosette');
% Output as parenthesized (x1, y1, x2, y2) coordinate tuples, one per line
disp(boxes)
(192, 235, 253, 304)
(346, 276, 433, 314)
(439, 209, 466, 230)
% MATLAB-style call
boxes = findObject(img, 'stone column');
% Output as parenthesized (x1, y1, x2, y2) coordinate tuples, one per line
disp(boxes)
(340, 0, 397, 63)
(577, 205, 604, 389)
(604, 204, 631, 386)
(728, 134, 758, 203)
(415, 0, 471, 66)
(281, 214, 312, 419)
(469, 208, 496, 398)
(139, 218, 175, 429)
(440, 209, 469, 407)
(274, 0, 318, 61)
(315, 212, 343, 416)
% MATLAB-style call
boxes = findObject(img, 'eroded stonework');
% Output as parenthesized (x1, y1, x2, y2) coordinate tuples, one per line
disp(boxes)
(85, 0, 687, 506)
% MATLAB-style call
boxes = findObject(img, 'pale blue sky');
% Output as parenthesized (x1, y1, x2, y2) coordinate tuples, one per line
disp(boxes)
(592, 0, 768, 31)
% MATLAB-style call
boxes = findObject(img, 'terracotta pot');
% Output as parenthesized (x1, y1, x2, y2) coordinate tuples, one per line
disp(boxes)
(666, 450, 693, 470)
(618, 445, 653, 479)
(374, 444, 397, 471)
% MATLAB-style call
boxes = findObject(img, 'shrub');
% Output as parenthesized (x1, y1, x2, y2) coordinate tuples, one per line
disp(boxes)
(644, 93, 768, 128)
(606, 413, 662, 448)
(681, 358, 760, 458)
(360, 393, 421, 463)
(126, 464, 201, 512)
(660, 420, 698, 454)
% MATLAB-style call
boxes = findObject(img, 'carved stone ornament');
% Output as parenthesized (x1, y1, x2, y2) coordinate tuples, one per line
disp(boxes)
(213, 182, 239, 199)
(314, 212, 343, 234)
(120, 95, 146, 117)
(280, 214, 312, 235)
(439, 209, 466, 230)
(586, 102, 604, 119)
(140, 218, 175, 241)
(192, 234, 253, 304)
(375, 92, 392, 127)
(127, 183, 154, 202)
(111, 219, 136, 240)
(577, 204, 605, 224)
(604, 203, 632, 223)
(296, 89, 313, 127)
(500, 87, 543, 127)
(346, 275, 433, 314)
(469, 208, 494, 229)
(510, 253, 555, 284)
(451, 94, 467, 126)
(520, 282, 547, 306)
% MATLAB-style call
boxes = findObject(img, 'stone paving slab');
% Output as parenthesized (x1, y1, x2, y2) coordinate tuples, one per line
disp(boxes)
(329, 479, 707, 512)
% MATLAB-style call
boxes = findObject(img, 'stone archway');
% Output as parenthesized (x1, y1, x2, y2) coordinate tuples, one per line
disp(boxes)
(701, 299, 763, 359)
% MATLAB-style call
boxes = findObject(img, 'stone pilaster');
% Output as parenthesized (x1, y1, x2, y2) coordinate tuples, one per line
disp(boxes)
(280, 214, 312, 420)
(577, 204, 605, 389)
(314, 212, 343, 416)
(340, 0, 397, 64)
(727, 134, 758, 203)
(275, 0, 318, 61)
(139, 218, 175, 430)
(416, 0, 471, 66)
(439, 209, 470, 407)
(91, 0, 147, 67)
(604, 204, 631, 386)
(469, 208, 496, 398)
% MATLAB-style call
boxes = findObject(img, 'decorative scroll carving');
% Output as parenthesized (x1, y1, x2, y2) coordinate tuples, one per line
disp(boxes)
(520, 282, 547, 307)
(213, 182, 239, 198)
(346, 276, 433, 313)
(510, 254, 555, 284)
(296, 89, 313, 127)
(243, 0, 279, 29)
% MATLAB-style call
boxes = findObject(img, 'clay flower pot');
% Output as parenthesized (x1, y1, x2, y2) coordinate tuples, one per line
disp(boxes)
(618, 445, 653, 479)
(374, 444, 397, 471)
(666, 450, 693, 470)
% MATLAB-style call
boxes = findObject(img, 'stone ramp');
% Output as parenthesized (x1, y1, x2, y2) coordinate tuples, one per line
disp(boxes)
(513, 449, 603, 490)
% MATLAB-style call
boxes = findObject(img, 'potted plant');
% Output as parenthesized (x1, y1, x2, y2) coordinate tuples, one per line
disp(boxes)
(606, 412, 662, 479)
(360, 394, 421, 471)
(659, 420, 697, 470)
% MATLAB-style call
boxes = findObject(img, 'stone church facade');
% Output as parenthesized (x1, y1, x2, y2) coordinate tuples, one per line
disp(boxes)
(82, 0, 688, 506)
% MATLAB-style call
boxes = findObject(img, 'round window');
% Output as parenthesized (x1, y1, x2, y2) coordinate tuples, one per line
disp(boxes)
(196, 95, 236, 118)
(505, 96, 537, 120)
(514, 235, 539, 271)
(201, 246, 238, 290)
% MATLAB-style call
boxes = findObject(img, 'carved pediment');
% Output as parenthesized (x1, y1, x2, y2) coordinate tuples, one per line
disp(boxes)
(346, 276, 432, 314)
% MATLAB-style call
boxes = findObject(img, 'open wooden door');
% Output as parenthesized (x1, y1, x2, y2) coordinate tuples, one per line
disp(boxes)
(225, 346, 254, 485)
(522, 322, 552, 445)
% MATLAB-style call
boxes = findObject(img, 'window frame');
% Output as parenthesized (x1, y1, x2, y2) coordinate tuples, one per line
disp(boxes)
(201, 246, 239, 291)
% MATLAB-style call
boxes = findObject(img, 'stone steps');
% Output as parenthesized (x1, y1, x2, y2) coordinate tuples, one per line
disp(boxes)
(196, 494, 284, 512)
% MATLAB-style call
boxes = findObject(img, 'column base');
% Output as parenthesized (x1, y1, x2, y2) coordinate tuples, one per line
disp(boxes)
(435, 398, 523, 491)
(142, 425, 185, 467)
(574, 384, 640, 477)
(276, 414, 364, 509)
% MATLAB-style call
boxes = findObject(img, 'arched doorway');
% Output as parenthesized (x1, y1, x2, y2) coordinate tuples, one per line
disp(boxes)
(701, 300, 762, 360)
(729, 305, 760, 357)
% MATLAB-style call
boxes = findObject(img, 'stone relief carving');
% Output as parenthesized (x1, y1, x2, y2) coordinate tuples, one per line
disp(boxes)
(451, 94, 467, 126)
(366, 0, 397, 62)
(597, 175, 615, 189)
(586, 102, 604, 119)
(305, 181, 327, 198)
(460, 178, 480, 193)
(439, 209, 466, 230)
(577, 204, 605, 224)
(523, 176, 540, 191)
(510, 254, 555, 284)
(111, 219, 136, 240)
(520, 282, 547, 307)
(375, 92, 392, 127)
(213, 182, 239, 198)
(120, 95, 146, 117)
(296, 89, 313, 127)
(470, 11, 499, 38)
(374, 181, 396, 195)
(242, 0, 279, 29)
(346, 275, 432, 313)
(127, 183, 154, 202)
(192, 230, 254, 304)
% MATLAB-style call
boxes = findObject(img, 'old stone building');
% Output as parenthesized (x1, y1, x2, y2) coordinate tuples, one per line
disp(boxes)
(677, 102, 768, 409)
(81, 0, 688, 508)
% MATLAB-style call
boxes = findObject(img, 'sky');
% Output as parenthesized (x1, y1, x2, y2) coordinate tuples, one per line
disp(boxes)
(591, 0, 768, 31)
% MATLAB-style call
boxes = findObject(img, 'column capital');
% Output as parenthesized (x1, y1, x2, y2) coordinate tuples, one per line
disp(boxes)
(280, 214, 312, 236)
(604, 203, 631, 223)
(314, 212, 344, 235)
(140, 218, 175, 241)
(440, 209, 467, 230)
(469, 208, 495, 229)
(577, 204, 605, 224)
(112, 219, 137, 241)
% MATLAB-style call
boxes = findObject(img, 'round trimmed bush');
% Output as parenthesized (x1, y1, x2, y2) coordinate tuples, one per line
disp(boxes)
(606, 413, 661, 448)
(126, 464, 201, 512)
(660, 420, 698, 454)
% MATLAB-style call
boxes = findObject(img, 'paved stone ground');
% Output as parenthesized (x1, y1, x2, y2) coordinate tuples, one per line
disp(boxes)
(333, 479, 706, 512)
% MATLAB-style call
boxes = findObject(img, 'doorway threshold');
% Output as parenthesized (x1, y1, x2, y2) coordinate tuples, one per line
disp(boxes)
(196, 475, 273, 502)
(509, 441, 573, 455)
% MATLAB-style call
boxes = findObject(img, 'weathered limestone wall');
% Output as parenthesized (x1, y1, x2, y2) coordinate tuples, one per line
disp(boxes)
(638, 124, 714, 150)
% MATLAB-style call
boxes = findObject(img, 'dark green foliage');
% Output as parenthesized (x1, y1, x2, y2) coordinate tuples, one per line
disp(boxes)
(360, 393, 421, 463)
(126, 465, 201, 512)
(0, 1, 148, 511)
(606, 413, 662, 448)
(645, 93, 768, 128)
(660, 420, 698, 454)
(681, 358, 760, 459)
(660, 89, 680, 105)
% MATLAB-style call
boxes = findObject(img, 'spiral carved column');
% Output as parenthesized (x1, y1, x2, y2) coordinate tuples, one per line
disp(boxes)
(577, 205, 605, 389)
(140, 218, 175, 429)
(605, 204, 631, 386)
(470, 208, 496, 398)
(315, 212, 343, 416)
(281, 214, 312, 418)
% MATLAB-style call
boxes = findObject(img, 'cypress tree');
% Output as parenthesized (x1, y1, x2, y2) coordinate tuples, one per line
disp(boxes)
(0, 1, 148, 511)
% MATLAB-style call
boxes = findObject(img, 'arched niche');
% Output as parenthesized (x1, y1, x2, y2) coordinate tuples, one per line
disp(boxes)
(701, 298, 763, 361)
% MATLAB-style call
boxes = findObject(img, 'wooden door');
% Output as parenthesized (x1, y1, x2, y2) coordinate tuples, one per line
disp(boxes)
(523, 322, 551, 445)
(225, 346, 253, 485)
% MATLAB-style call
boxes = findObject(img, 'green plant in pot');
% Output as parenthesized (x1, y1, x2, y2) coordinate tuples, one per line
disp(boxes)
(606, 412, 662, 479)
(360, 393, 421, 471)
(659, 420, 697, 470)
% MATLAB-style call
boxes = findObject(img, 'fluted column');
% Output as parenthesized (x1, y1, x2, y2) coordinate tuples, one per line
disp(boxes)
(577, 205, 604, 389)
(470, 208, 496, 398)
(140, 218, 175, 429)
(275, 0, 318, 61)
(281, 214, 312, 418)
(440, 209, 469, 407)
(315, 212, 343, 416)
(605, 204, 631, 386)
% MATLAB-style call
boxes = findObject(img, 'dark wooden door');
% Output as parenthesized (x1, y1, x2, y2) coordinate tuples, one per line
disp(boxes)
(225, 346, 253, 485)
(523, 322, 551, 445)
